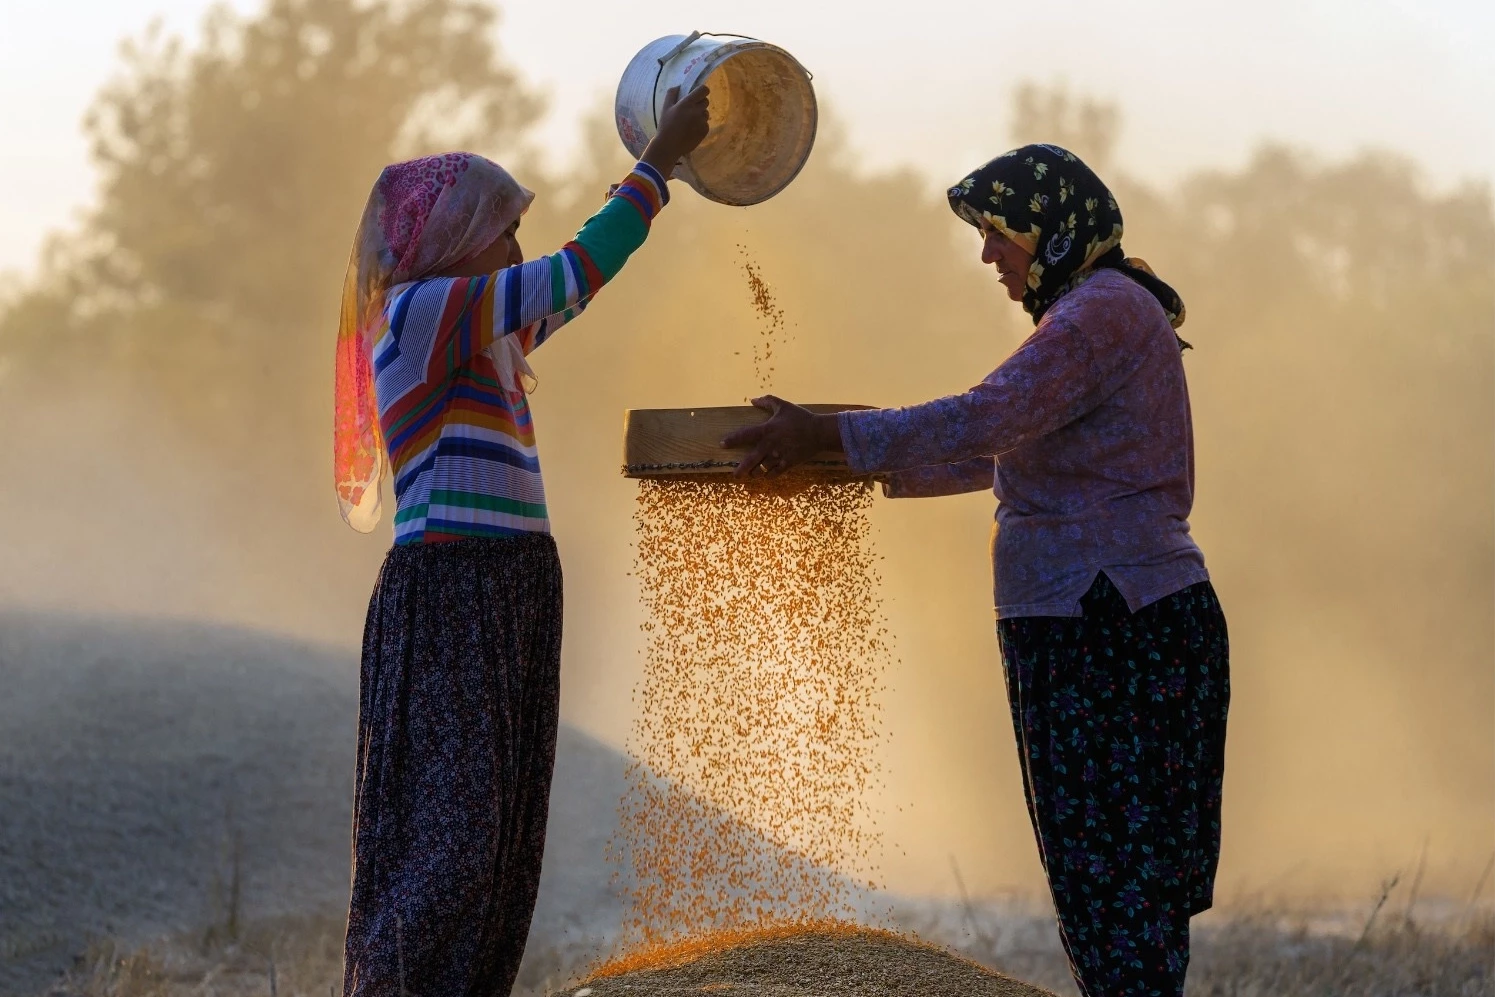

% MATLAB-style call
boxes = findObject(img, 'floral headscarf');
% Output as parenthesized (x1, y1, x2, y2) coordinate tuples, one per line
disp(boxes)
(334, 153, 534, 532)
(948, 144, 1189, 346)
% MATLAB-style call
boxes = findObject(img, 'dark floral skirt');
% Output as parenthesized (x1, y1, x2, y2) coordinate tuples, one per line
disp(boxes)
(343, 534, 563, 997)
(997, 573, 1229, 997)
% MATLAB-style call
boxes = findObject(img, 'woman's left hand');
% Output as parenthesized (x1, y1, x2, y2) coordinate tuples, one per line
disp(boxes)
(722, 395, 843, 478)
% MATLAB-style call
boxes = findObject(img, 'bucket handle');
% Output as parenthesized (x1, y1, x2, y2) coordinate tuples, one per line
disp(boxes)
(657, 31, 703, 68)
(651, 31, 701, 128)
(650, 31, 814, 128)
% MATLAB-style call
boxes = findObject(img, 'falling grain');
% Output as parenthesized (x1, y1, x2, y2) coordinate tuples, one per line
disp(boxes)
(738, 245, 789, 388)
(613, 476, 889, 954)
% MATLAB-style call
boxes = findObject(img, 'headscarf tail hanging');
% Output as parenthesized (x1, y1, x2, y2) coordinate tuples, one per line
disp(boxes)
(333, 153, 534, 531)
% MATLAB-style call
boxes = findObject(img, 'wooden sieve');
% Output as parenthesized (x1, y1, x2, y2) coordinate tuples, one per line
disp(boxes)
(621, 404, 872, 479)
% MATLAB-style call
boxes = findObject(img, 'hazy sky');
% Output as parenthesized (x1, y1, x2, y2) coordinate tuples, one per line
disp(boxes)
(3, 0, 1492, 278)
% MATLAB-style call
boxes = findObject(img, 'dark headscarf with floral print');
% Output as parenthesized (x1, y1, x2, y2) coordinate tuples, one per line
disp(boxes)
(948, 143, 1190, 348)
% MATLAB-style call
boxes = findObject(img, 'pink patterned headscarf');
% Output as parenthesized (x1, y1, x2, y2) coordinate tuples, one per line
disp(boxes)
(334, 153, 534, 532)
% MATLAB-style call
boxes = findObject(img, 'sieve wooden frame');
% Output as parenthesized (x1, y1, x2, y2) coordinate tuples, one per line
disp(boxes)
(622, 405, 872, 479)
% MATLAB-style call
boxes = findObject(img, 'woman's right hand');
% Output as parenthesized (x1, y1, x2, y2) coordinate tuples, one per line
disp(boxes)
(723, 395, 844, 478)
(641, 85, 711, 177)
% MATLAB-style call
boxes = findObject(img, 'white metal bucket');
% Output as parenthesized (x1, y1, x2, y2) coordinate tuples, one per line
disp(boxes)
(615, 33, 818, 207)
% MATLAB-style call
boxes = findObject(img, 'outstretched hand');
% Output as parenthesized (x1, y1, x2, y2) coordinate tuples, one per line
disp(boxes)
(722, 396, 844, 478)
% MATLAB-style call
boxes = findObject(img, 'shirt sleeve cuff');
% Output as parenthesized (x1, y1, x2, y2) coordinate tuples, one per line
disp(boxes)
(838, 409, 877, 474)
(881, 472, 913, 499)
(630, 161, 671, 207)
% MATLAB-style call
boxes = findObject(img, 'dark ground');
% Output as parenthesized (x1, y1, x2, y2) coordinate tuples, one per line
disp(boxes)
(0, 613, 629, 994)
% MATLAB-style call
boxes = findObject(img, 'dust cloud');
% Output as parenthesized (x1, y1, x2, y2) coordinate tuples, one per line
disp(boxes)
(0, 0, 1489, 925)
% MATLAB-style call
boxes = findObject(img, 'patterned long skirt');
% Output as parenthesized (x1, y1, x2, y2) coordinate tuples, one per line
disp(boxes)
(997, 573, 1229, 997)
(343, 534, 564, 997)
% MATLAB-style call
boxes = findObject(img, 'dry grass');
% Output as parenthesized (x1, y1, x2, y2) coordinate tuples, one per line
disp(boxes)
(35, 899, 1493, 997)
(898, 893, 1495, 997)
(1186, 909, 1495, 997)
(34, 911, 599, 997)
(39, 913, 346, 997)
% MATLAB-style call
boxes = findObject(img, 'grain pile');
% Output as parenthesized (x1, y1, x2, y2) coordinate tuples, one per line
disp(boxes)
(614, 476, 889, 951)
(575, 923, 1056, 997)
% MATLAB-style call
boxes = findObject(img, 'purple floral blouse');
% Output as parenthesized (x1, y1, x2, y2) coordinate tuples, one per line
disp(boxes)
(838, 269, 1209, 619)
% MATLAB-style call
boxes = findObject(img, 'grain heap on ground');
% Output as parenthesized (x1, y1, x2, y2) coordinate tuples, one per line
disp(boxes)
(615, 477, 889, 952)
(576, 923, 1056, 997)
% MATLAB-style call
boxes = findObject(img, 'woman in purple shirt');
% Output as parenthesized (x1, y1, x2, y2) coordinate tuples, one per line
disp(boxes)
(728, 144, 1229, 997)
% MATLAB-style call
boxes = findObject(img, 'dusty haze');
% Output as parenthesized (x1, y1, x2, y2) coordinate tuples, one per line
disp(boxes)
(0, 0, 1490, 913)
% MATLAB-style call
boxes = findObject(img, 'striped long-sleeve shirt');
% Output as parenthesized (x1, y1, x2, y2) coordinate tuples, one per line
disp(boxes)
(373, 162, 669, 545)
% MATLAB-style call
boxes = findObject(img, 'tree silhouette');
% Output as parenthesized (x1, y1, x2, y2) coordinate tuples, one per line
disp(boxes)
(2, 0, 543, 459)
(1008, 82, 1121, 173)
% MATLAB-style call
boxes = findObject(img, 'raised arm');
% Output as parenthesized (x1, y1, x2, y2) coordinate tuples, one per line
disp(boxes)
(503, 160, 672, 355)
(381, 162, 667, 381)
(381, 85, 710, 384)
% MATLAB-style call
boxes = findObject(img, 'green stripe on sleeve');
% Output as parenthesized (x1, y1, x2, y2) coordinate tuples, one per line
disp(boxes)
(549, 252, 567, 314)
(573, 195, 651, 282)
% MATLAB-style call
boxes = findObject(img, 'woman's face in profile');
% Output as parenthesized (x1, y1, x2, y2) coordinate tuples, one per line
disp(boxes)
(978, 219, 1033, 303)
(438, 219, 524, 279)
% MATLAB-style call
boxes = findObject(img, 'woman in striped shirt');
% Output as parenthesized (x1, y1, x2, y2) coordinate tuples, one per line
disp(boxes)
(332, 86, 710, 997)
